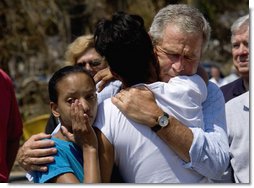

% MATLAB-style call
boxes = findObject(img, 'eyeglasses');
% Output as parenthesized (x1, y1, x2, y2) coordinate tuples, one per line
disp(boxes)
(77, 57, 105, 67)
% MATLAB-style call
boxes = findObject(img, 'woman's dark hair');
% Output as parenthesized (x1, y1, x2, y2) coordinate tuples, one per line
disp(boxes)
(94, 11, 160, 87)
(48, 65, 95, 103)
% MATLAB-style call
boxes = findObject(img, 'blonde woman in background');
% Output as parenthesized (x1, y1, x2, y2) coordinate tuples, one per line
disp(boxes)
(65, 35, 108, 77)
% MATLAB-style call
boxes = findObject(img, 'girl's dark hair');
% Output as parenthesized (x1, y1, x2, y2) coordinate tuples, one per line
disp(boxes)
(94, 11, 160, 87)
(48, 65, 95, 103)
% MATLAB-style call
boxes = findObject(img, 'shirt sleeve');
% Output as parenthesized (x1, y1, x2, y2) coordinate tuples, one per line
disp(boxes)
(185, 81, 230, 180)
(0, 70, 23, 141)
(8, 84, 23, 141)
(33, 143, 75, 183)
(168, 75, 207, 129)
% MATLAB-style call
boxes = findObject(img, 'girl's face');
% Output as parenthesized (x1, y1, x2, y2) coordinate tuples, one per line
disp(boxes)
(51, 72, 97, 132)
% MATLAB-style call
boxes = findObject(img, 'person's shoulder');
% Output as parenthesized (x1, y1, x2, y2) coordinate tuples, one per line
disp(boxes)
(99, 97, 114, 106)
(169, 75, 203, 85)
(177, 74, 207, 95)
(97, 80, 122, 90)
(207, 80, 220, 91)
(0, 69, 8, 78)
(206, 81, 224, 102)
(220, 77, 242, 91)
(51, 137, 76, 149)
(51, 137, 82, 157)
(97, 97, 118, 114)
(0, 69, 12, 86)
(226, 91, 249, 106)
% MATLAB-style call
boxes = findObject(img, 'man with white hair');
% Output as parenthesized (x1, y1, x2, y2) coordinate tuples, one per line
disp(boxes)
(220, 14, 249, 102)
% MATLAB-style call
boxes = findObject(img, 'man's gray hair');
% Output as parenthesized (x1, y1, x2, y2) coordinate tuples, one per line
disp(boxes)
(149, 4, 211, 52)
(231, 14, 249, 41)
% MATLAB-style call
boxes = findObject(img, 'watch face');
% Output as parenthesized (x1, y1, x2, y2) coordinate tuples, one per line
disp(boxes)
(159, 115, 169, 127)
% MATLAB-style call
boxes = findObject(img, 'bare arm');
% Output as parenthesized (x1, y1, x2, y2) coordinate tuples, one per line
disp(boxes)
(49, 172, 80, 183)
(68, 96, 115, 182)
(111, 87, 192, 162)
(68, 100, 101, 183)
(156, 117, 192, 162)
(61, 123, 114, 183)
(95, 128, 114, 182)
(17, 133, 56, 172)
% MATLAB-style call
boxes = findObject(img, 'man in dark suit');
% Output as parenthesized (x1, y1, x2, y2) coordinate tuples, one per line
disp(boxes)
(220, 14, 249, 103)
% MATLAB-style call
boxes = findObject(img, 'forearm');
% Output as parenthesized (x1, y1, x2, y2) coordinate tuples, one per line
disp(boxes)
(135, 105, 193, 162)
(83, 148, 101, 183)
(188, 82, 230, 179)
(156, 116, 229, 179)
(157, 116, 193, 162)
(112, 88, 193, 162)
(188, 126, 230, 179)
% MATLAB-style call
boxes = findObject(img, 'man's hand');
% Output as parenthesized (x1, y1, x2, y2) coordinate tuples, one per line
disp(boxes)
(111, 86, 163, 127)
(93, 67, 114, 92)
(112, 87, 192, 162)
(17, 133, 56, 172)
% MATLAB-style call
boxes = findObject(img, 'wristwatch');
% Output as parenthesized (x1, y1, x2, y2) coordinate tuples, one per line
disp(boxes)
(151, 112, 169, 132)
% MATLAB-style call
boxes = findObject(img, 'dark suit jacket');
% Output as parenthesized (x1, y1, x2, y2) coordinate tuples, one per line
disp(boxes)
(220, 77, 247, 103)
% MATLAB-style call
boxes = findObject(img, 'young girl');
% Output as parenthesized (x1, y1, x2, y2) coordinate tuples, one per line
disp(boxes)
(33, 65, 100, 183)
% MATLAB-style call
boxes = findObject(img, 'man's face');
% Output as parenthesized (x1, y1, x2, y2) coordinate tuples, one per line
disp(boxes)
(52, 73, 98, 132)
(155, 24, 203, 82)
(231, 27, 249, 78)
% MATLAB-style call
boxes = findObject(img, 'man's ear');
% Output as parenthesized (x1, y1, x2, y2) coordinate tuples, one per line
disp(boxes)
(50, 102, 60, 118)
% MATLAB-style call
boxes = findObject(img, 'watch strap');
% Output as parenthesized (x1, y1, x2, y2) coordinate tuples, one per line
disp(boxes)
(151, 124, 162, 132)
(151, 112, 170, 132)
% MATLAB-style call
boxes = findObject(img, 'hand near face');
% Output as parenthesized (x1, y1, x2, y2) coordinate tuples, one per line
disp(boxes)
(70, 100, 98, 150)
(93, 67, 114, 92)
(61, 99, 100, 183)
